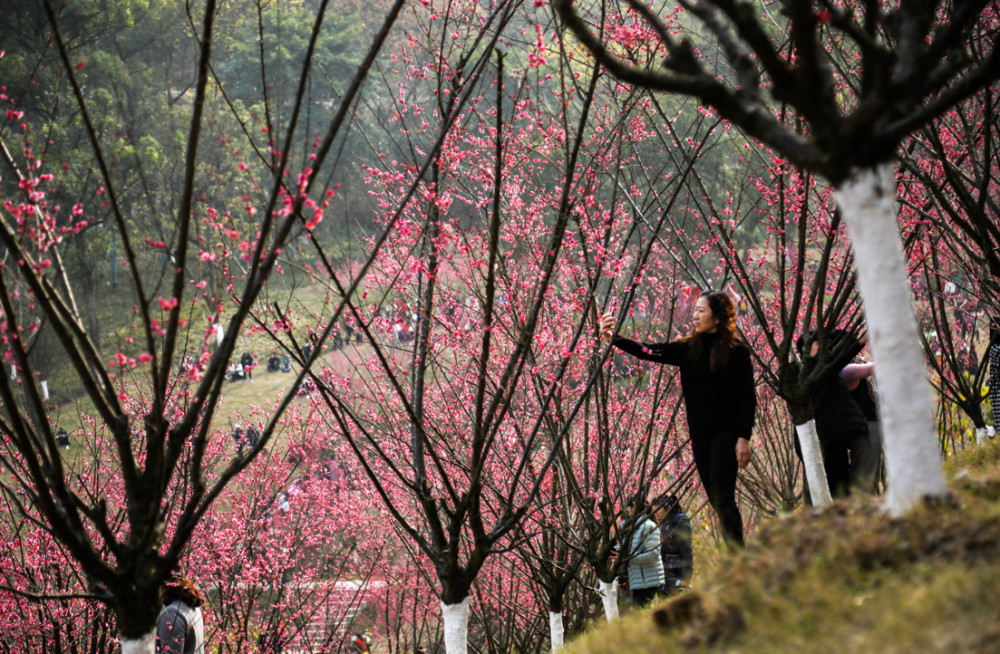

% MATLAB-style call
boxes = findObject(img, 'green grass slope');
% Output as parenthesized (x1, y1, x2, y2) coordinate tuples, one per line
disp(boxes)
(567, 439, 1000, 654)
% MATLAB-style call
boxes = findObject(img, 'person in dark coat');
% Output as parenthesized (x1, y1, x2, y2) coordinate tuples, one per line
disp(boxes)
(797, 329, 869, 498)
(843, 355, 880, 493)
(240, 352, 254, 382)
(246, 422, 261, 450)
(654, 493, 693, 597)
(55, 427, 71, 450)
(231, 422, 246, 456)
(601, 290, 756, 547)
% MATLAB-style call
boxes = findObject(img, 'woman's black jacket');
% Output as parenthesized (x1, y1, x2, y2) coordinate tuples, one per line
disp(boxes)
(612, 332, 756, 442)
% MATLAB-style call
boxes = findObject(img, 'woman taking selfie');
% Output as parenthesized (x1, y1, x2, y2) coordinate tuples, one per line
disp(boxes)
(601, 290, 756, 547)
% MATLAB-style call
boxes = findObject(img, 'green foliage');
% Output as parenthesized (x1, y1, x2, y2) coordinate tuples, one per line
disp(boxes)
(214, 1, 363, 120)
(0, 0, 378, 403)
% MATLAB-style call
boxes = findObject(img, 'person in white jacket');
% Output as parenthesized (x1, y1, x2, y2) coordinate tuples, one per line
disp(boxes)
(625, 508, 666, 608)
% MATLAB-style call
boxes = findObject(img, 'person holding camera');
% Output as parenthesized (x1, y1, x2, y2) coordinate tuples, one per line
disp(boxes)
(601, 290, 756, 547)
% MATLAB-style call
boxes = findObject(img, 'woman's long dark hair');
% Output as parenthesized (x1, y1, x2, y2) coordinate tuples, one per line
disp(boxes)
(685, 290, 740, 371)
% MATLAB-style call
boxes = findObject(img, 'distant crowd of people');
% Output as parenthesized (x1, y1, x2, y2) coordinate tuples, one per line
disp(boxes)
(229, 420, 262, 456)
(225, 351, 260, 383)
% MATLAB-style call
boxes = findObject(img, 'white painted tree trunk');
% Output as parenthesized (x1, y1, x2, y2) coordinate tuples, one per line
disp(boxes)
(795, 420, 832, 507)
(120, 632, 155, 654)
(441, 597, 471, 654)
(549, 611, 565, 652)
(597, 579, 618, 622)
(835, 164, 948, 516)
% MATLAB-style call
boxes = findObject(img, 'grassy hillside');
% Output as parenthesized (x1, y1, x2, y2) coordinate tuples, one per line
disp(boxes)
(566, 439, 1000, 654)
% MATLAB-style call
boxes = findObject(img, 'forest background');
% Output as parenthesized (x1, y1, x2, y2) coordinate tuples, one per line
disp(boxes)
(0, 0, 997, 653)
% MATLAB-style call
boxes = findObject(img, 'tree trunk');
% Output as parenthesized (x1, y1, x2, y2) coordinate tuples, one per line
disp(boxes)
(596, 579, 618, 622)
(120, 631, 154, 654)
(441, 597, 470, 654)
(549, 611, 565, 652)
(794, 420, 832, 507)
(835, 163, 948, 515)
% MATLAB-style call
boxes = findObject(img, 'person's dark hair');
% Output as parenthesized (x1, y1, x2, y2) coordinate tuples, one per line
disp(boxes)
(795, 330, 815, 357)
(626, 495, 654, 516)
(797, 328, 858, 360)
(160, 575, 205, 608)
(654, 492, 682, 515)
(685, 290, 740, 370)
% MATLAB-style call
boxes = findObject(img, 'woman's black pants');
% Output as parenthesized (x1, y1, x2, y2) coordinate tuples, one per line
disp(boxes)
(691, 431, 745, 547)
